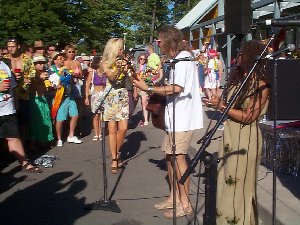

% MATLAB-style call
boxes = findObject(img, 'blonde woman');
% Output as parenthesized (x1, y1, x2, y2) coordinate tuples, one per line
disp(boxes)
(101, 38, 129, 174)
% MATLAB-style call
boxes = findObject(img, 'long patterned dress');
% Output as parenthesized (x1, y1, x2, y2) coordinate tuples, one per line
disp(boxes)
(216, 85, 268, 225)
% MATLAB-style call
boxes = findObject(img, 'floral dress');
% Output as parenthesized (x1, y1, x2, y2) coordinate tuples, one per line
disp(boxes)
(102, 83, 129, 122)
(216, 85, 268, 225)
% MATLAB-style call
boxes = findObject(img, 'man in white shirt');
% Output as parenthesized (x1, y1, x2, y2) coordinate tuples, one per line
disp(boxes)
(134, 26, 203, 218)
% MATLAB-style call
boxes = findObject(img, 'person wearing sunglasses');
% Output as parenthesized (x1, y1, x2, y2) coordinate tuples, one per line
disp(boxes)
(34, 40, 45, 56)
(134, 53, 149, 126)
(133, 26, 203, 218)
(28, 55, 54, 150)
(49, 52, 82, 147)
(5, 38, 36, 145)
(64, 45, 84, 137)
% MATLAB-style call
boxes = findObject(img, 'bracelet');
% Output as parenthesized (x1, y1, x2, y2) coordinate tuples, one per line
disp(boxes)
(146, 86, 154, 95)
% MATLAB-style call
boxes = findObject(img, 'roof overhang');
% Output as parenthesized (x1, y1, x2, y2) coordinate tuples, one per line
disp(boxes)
(175, 0, 218, 30)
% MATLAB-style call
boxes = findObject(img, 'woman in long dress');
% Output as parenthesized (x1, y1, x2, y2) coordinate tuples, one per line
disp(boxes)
(204, 40, 270, 225)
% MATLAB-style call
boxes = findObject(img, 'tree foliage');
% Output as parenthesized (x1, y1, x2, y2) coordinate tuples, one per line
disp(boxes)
(172, 0, 200, 25)
(0, 0, 193, 53)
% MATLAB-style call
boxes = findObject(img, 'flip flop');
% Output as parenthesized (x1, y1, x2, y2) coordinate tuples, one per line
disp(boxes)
(92, 136, 99, 141)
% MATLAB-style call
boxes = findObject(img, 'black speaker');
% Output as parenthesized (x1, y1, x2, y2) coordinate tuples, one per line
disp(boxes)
(224, 0, 252, 34)
(266, 59, 300, 120)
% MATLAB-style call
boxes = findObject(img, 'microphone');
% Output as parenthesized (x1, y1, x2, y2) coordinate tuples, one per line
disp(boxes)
(257, 19, 300, 26)
(129, 47, 146, 52)
(165, 56, 195, 64)
(265, 44, 295, 59)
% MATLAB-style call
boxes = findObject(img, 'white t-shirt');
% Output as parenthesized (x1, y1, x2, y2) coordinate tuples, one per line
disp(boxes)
(0, 61, 16, 116)
(208, 58, 217, 76)
(164, 51, 203, 132)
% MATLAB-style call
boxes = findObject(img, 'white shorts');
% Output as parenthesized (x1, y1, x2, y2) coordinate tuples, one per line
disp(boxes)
(204, 73, 217, 89)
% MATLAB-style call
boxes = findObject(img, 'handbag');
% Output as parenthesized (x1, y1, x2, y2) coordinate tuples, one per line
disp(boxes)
(146, 94, 166, 130)
(89, 70, 95, 95)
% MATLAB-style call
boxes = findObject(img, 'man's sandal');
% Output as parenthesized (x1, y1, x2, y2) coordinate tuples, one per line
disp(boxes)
(154, 201, 178, 210)
(163, 206, 193, 218)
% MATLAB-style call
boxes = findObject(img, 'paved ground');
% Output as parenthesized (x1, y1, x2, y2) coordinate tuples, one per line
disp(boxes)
(0, 106, 299, 225)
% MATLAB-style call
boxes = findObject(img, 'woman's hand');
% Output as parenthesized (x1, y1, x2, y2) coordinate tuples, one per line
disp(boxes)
(84, 98, 89, 106)
(0, 80, 10, 92)
(40, 72, 48, 80)
(203, 95, 226, 110)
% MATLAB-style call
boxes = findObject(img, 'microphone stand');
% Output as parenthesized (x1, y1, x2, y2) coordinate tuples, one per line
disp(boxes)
(179, 32, 279, 225)
(85, 76, 122, 213)
(165, 61, 177, 225)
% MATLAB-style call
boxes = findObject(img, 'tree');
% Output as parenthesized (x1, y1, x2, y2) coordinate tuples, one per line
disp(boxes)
(172, 0, 200, 25)
(0, 0, 171, 53)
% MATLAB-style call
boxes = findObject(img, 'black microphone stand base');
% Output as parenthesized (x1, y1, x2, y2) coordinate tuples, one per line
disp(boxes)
(86, 200, 121, 213)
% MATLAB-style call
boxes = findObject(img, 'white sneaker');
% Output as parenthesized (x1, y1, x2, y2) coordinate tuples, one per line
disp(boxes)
(144, 121, 149, 126)
(67, 136, 83, 144)
(57, 140, 63, 147)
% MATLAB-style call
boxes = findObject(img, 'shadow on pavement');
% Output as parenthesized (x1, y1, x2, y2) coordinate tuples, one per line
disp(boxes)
(120, 131, 147, 161)
(0, 172, 88, 225)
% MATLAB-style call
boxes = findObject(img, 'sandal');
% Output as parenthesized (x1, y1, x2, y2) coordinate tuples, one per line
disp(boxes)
(117, 153, 124, 168)
(154, 201, 178, 210)
(92, 136, 99, 141)
(98, 135, 102, 141)
(111, 158, 119, 174)
(22, 162, 43, 173)
(163, 206, 193, 219)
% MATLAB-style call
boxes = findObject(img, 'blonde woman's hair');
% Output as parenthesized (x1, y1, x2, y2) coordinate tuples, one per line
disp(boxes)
(102, 38, 123, 69)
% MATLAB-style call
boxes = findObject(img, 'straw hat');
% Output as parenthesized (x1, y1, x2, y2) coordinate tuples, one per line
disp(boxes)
(32, 55, 46, 63)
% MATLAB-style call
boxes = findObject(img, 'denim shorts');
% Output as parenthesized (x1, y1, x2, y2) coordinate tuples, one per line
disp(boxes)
(56, 97, 79, 121)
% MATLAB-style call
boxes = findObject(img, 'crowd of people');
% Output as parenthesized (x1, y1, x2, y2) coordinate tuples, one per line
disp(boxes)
(1, 24, 285, 224)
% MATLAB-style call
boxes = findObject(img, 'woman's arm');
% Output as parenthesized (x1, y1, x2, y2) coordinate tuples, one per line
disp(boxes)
(102, 62, 118, 82)
(206, 80, 270, 124)
(85, 70, 93, 100)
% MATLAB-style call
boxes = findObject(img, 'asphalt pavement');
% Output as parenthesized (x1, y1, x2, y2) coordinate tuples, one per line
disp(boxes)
(0, 105, 299, 225)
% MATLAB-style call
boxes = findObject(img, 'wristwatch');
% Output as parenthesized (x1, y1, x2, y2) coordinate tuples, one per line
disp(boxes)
(146, 86, 154, 95)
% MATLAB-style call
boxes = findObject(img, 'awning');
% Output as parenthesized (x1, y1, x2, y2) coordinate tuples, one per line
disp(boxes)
(175, 0, 218, 30)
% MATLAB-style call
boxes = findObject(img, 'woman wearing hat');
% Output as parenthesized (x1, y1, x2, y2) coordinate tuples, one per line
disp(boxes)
(28, 54, 54, 150)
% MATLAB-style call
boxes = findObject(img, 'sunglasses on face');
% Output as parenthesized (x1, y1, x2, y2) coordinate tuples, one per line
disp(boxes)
(48, 49, 55, 51)
(156, 39, 161, 46)
(140, 58, 146, 60)
(68, 51, 75, 53)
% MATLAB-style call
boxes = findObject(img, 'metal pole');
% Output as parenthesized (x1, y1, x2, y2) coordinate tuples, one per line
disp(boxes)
(123, 33, 127, 50)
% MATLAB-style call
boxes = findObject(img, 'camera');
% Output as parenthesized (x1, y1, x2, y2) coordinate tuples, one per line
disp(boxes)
(43, 64, 49, 72)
